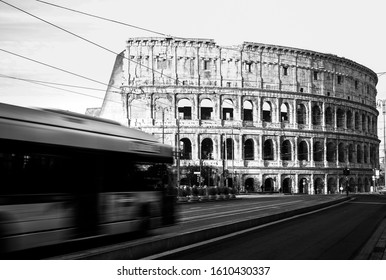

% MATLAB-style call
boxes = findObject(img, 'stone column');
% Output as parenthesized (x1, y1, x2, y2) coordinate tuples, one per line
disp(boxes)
(324, 137, 328, 167)
(240, 49, 244, 88)
(294, 173, 299, 193)
(295, 136, 299, 165)
(259, 50, 264, 89)
(293, 99, 298, 125)
(277, 53, 282, 91)
(196, 94, 200, 120)
(294, 54, 299, 92)
(308, 100, 312, 129)
(196, 44, 201, 86)
(277, 135, 282, 163)
(237, 95, 242, 121)
(324, 173, 328, 194)
(194, 133, 200, 161)
(310, 174, 314, 194)
(310, 137, 314, 166)
(174, 45, 178, 85)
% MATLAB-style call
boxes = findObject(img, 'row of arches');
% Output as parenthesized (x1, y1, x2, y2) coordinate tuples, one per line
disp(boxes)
(244, 176, 372, 194)
(180, 136, 378, 165)
(130, 97, 377, 134)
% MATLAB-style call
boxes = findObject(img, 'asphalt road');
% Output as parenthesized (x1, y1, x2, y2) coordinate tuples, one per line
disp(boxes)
(157, 194, 386, 260)
(47, 194, 348, 259)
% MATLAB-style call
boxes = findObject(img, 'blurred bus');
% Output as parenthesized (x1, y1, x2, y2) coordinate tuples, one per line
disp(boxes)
(0, 102, 176, 256)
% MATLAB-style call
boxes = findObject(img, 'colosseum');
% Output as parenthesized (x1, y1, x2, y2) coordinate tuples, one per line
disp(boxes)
(99, 37, 380, 194)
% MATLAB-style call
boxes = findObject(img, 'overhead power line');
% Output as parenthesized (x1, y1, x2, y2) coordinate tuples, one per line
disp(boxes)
(0, 74, 107, 92)
(0, 73, 111, 101)
(0, 0, 179, 84)
(36, 0, 171, 37)
(0, 48, 112, 88)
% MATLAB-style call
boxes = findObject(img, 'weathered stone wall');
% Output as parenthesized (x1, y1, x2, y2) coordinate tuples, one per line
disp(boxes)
(100, 37, 380, 194)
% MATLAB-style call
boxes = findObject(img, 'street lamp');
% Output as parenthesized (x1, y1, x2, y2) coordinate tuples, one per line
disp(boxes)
(376, 99, 386, 187)
(155, 105, 170, 144)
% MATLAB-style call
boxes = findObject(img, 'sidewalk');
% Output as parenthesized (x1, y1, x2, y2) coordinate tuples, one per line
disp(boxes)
(355, 217, 386, 260)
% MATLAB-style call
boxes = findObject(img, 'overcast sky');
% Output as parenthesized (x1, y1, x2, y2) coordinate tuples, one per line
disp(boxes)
(1, 0, 385, 113)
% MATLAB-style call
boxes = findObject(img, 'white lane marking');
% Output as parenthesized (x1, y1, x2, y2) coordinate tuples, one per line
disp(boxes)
(142, 199, 351, 260)
(180, 200, 303, 223)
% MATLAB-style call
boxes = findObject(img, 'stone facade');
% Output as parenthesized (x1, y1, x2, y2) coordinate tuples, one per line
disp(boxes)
(99, 37, 380, 194)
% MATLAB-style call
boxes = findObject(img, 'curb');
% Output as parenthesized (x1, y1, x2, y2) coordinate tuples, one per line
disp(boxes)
(368, 219, 386, 260)
(65, 196, 351, 260)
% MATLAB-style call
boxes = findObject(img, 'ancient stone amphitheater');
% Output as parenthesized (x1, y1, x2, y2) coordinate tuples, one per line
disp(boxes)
(99, 37, 379, 194)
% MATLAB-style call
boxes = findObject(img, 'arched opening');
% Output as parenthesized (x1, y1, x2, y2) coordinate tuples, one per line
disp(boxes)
(364, 178, 370, 192)
(338, 143, 346, 163)
(222, 99, 234, 120)
(263, 178, 274, 192)
(282, 178, 292, 194)
(362, 114, 366, 131)
(349, 178, 356, 192)
(314, 178, 324, 194)
(370, 145, 376, 165)
(280, 103, 289, 122)
(297, 103, 307, 125)
(222, 138, 234, 160)
(298, 178, 308, 194)
(262, 102, 272, 122)
(327, 142, 336, 162)
(325, 107, 333, 126)
(244, 139, 254, 160)
(281, 140, 292, 161)
(328, 178, 336, 194)
(364, 145, 369, 163)
(312, 105, 322, 125)
(348, 144, 354, 163)
(201, 138, 213, 160)
(243, 100, 253, 121)
(245, 178, 254, 192)
(226, 177, 233, 188)
(177, 98, 192, 120)
(314, 141, 323, 162)
(346, 110, 353, 129)
(298, 141, 308, 161)
(200, 99, 213, 120)
(355, 112, 360, 130)
(180, 138, 192, 159)
(339, 178, 346, 194)
(357, 145, 363, 163)
(263, 139, 274, 160)
(337, 108, 345, 128)
(358, 178, 364, 192)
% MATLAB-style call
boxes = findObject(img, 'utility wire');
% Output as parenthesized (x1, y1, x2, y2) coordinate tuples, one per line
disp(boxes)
(0, 0, 179, 84)
(36, 0, 172, 37)
(0, 48, 112, 89)
(33, 0, 318, 67)
(37, 0, 380, 75)
(34, 0, 380, 92)
(1, 72, 113, 102)
(1, 1, 376, 113)
(0, 74, 107, 92)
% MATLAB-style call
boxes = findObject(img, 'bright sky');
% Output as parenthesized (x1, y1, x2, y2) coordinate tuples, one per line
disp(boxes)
(1, 0, 386, 113)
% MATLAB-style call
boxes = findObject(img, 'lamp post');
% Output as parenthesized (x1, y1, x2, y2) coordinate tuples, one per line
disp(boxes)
(376, 99, 386, 187)
(155, 105, 169, 144)
(376, 71, 386, 186)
